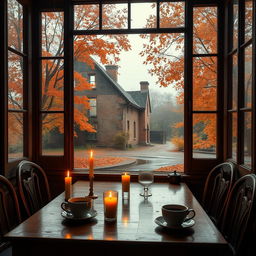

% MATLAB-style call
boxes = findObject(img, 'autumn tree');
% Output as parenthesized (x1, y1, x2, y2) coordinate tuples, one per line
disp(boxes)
(140, 2, 218, 150)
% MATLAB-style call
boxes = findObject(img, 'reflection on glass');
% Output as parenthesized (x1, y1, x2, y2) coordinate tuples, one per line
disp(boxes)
(233, 0, 238, 49)
(8, 0, 23, 52)
(41, 59, 64, 111)
(160, 1, 185, 28)
(8, 51, 23, 110)
(244, 45, 252, 108)
(74, 4, 99, 30)
(138, 170, 154, 198)
(42, 113, 64, 155)
(232, 112, 237, 160)
(193, 57, 217, 111)
(232, 54, 238, 109)
(131, 3, 156, 29)
(8, 112, 23, 159)
(193, 114, 216, 159)
(102, 4, 128, 29)
(193, 7, 217, 54)
(244, 112, 252, 167)
(41, 12, 64, 57)
(245, 0, 253, 42)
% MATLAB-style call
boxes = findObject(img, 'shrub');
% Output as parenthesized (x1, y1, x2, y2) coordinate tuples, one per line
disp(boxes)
(171, 136, 184, 151)
(113, 132, 129, 150)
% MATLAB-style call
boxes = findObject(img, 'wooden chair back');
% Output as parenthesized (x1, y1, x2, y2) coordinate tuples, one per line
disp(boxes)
(0, 175, 21, 251)
(17, 160, 51, 217)
(202, 162, 234, 226)
(221, 174, 256, 256)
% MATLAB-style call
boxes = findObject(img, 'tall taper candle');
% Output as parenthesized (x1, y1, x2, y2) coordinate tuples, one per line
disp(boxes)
(65, 170, 72, 201)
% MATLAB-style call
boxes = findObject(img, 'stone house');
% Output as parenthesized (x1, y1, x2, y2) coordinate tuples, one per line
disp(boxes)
(74, 61, 151, 147)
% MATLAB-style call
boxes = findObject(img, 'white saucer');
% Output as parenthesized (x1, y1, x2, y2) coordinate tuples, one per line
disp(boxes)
(61, 210, 97, 221)
(155, 216, 195, 229)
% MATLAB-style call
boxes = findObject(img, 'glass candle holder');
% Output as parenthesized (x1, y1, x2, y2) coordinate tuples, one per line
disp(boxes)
(103, 190, 118, 222)
(121, 172, 130, 200)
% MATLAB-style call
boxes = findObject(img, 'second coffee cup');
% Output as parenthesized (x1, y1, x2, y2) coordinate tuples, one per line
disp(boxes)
(162, 204, 195, 227)
(61, 196, 92, 218)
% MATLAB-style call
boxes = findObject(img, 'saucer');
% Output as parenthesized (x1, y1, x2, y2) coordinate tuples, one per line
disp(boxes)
(154, 216, 195, 230)
(61, 210, 97, 221)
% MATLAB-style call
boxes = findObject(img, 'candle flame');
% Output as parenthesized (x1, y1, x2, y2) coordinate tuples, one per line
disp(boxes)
(109, 191, 112, 198)
(67, 170, 70, 177)
(90, 150, 93, 158)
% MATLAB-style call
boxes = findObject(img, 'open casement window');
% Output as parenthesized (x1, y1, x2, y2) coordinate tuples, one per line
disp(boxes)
(7, 0, 28, 163)
(226, 0, 255, 171)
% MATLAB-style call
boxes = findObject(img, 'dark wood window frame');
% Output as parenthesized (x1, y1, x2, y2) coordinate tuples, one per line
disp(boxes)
(226, 0, 255, 174)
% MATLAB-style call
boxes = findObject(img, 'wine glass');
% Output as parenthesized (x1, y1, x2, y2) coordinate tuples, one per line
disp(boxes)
(138, 170, 154, 198)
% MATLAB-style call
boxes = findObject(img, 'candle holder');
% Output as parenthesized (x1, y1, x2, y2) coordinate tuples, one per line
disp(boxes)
(88, 175, 98, 199)
(103, 190, 118, 222)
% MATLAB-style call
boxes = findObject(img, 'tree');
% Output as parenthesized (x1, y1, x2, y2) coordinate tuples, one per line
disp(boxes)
(140, 2, 218, 150)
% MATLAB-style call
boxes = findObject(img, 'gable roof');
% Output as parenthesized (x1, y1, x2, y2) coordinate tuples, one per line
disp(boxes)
(94, 61, 144, 110)
(127, 91, 148, 108)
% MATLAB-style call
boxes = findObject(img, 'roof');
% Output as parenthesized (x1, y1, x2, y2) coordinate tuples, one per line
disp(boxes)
(94, 61, 146, 110)
(127, 91, 148, 109)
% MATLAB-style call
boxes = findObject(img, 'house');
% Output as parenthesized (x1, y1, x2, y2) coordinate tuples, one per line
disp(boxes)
(74, 61, 151, 147)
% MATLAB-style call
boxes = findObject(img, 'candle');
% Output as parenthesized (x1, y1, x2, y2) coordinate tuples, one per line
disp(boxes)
(65, 170, 72, 201)
(89, 150, 94, 178)
(103, 190, 118, 222)
(122, 172, 130, 200)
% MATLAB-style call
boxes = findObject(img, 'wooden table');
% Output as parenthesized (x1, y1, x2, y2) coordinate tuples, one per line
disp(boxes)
(5, 181, 229, 256)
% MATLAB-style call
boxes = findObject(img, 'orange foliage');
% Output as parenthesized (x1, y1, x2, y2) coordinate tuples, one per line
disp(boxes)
(155, 164, 184, 172)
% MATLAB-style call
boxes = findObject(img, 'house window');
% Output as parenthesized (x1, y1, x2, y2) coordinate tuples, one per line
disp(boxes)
(134, 121, 136, 139)
(7, 0, 27, 160)
(89, 74, 96, 89)
(127, 120, 130, 132)
(89, 98, 97, 117)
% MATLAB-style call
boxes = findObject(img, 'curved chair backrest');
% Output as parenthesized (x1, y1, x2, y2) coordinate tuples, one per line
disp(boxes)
(221, 174, 256, 256)
(0, 175, 21, 240)
(202, 162, 235, 226)
(17, 160, 51, 217)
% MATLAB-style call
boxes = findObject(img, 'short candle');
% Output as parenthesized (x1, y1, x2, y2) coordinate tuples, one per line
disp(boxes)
(103, 190, 118, 222)
(65, 170, 72, 201)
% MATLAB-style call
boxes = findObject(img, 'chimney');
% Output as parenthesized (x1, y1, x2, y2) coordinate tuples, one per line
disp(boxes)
(105, 65, 118, 82)
(140, 81, 149, 92)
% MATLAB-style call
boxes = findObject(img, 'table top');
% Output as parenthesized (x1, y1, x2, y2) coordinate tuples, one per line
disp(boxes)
(5, 181, 227, 248)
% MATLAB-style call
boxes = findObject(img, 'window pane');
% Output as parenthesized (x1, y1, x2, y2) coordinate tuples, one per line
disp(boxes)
(89, 98, 97, 117)
(74, 4, 99, 30)
(8, 112, 23, 159)
(8, 0, 23, 52)
(245, 0, 253, 42)
(232, 53, 238, 109)
(193, 57, 217, 111)
(160, 1, 185, 28)
(193, 114, 216, 158)
(102, 4, 128, 29)
(41, 12, 64, 57)
(41, 59, 64, 111)
(244, 112, 252, 167)
(244, 44, 252, 108)
(131, 3, 156, 29)
(233, 0, 238, 49)
(42, 113, 64, 155)
(193, 7, 217, 54)
(8, 51, 23, 110)
(231, 112, 237, 160)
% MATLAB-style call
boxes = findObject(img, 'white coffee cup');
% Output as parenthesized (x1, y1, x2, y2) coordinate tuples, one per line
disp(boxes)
(162, 204, 195, 227)
(61, 197, 92, 218)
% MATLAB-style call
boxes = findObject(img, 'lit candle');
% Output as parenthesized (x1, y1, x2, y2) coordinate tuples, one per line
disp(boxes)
(122, 172, 130, 192)
(103, 190, 118, 222)
(65, 170, 72, 201)
(89, 150, 94, 178)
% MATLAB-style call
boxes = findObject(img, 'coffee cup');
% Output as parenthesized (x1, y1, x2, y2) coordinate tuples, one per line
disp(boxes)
(162, 204, 195, 227)
(61, 197, 92, 218)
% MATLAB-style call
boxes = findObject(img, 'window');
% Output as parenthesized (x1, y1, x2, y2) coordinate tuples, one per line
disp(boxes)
(227, 0, 254, 169)
(133, 121, 136, 139)
(89, 74, 96, 89)
(89, 98, 97, 117)
(7, 0, 27, 160)
(127, 120, 130, 132)
(41, 12, 64, 156)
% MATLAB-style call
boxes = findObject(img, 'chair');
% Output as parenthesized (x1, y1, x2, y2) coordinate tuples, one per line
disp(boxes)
(202, 162, 235, 227)
(0, 175, 21, 255)
(221, 174, 256, 256)
(17, 160, 51, 217)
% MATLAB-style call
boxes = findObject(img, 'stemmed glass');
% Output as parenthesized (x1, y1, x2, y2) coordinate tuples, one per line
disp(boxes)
(138, 170, 154, 198)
